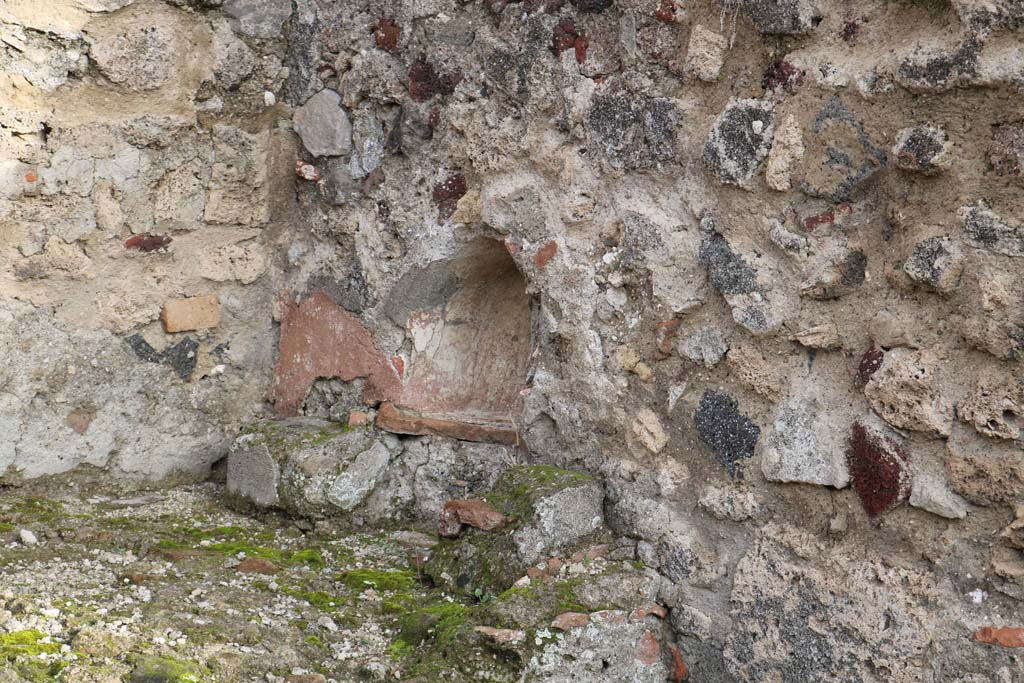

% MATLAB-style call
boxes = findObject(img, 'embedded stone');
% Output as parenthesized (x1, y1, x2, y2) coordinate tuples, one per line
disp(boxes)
(762, 391, 850, 488)
(89, 23, 177, 92)
(695, 391, 760, 479)
(960, 201, 1024, 257)
(863, 349, 953, 437)
(588, 93, 679, 170)
(846, 421, 910, 517)
(632, 408, 669, 454)
(678, 326, 728, 367)
(704, 98, 775, 188)
(988, 122, 1024, 177)
(903, 236, 964, 294)
(972, 627, 1024, 648)
(438, 499, 507, 537)
(897, 38, 981, 92)
(958, 370, 1023, 441)
(766, 114, 804, 191)
(223, 0, 293, 38)
(909, 472, 968, 519)
(742, 0, 822, 34)
(892, 125, 952, 174)
(160, 294, 220, 333)
(685, 25, 728, 82)
(293, 90, 352, 158)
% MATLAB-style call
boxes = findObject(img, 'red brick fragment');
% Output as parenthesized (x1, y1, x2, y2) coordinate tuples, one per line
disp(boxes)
(269, 291, 399, 417)
(573, 34, 588, 64)
(857, 343, 885, 385)
(802, 203, 851, 231)
(972, 626, 1024, 647)
(535, 241, 558, 268)
(847, 422, 910, 518)
(408, 54, 461, 102)
(236, 557, 280, 575)
(377, 402, 521, 445)
(634, 631, 661, 665)
(552, 17, 578, 53)
(438, 499, 507, 537)
(372, 16, 401, 52)
(125, 234, 172, 252)
(24, 171, 38, 183)
(655, 0, 676, 22)
(667, 643, 689, 681)
(432, 173, 468, 220)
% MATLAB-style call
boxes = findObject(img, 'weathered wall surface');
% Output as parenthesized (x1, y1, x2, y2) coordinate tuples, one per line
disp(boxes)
(4, 0, 1024, 678)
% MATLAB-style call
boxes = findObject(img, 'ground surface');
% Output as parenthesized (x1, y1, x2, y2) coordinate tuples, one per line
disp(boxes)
(0, 483, 439, 682)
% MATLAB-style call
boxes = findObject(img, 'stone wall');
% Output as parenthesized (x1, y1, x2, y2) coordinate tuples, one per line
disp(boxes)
(4, 0, 1024, 678)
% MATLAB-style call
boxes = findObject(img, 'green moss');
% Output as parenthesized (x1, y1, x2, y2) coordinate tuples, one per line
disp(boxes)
(0, 629, 60, 657)
(339, 569, 416, 592)
(0, 522, 13, 533)
(129, 655, 207, 683)
(386, 639, 414, 661)
(239, 420, 349, 453)
(290, 548, 326, 569)
(304, 634, 327, 651)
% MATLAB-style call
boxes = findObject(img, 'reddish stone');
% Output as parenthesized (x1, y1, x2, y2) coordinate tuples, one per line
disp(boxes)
(552, 18, 578, 54)
(347, 410, 371, 427)
(121, 573, 156, 585)
(634, 631, 661, 665)
(408, 55, 461, 102)
(526, 566, 543, 579)
(438, 499, 507, 537)
(432, 173, 468, 220)
(857, 344, 885, 385)
(655, 0, 676, 22)
(236, 557, 280, 575)
(474, 626, 525, 644)
(124, 234, 172, 252)
(372, 16, 401, 53)
(847, 422, 911, 518)
(377, 402, 521, 445)
(391, 355, 406, 378)
(535, 241, 558, 268)
(631, 603, 668, 620)
(295, 160, 320, 181)
(268, 291, 399, 417)
(654, 319, 682, 358)
(574, 35, 588, 64)
(546, 557, 564, 574)
(66, 408, 95, 435)
(551, 612, 590, 630)
(972, 626, 1024, 647)
(24, 171, 37, 183)
(667, 643, 689, 681)
(762, 59, 804, 93)
(802, 203, 852, 231)
(584, 544, 609, 560)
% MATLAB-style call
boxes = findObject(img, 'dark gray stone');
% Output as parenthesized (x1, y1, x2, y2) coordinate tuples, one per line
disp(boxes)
(962, 201, 1024, 257)
(742, 0, 823, 35)
(695, 391, 760, 479)
(588, 92, 679, 170)
(704, 98, 774, 188)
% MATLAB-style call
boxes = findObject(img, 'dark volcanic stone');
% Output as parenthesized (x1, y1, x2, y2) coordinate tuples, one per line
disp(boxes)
(703, 99, 774, 187)
(892, 126, 951, 174)
(571, 0, 613, 11)
(126, 335, 199, 380)
(898, 38, 981, 92)
(587, 92, 679, 170)
(698, 215, 758, 296)
(695, 391, 760, 479)
(962, 201, 1024, 257)
(903, 236, 963, 292)
(743, 0, 822, 34)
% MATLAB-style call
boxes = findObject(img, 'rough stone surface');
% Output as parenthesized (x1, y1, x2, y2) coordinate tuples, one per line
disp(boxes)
(685, 25, 727, 82)
(864, 349, 954, 437)
(903, 236, 965, 293)
(892, 125, 953, 174)
(161, 294, 220, 333)
(704, 99, 775, 188)
(695, 390, 760, 479)
(292, 89, 353, 158)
